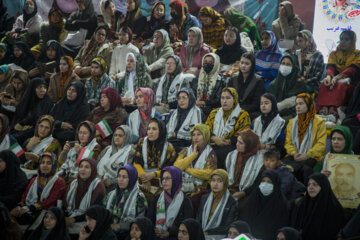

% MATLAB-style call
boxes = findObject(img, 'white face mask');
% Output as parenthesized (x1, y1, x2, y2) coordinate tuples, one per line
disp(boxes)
(259, 182, 274, 196)
(279, 65, 292, 77)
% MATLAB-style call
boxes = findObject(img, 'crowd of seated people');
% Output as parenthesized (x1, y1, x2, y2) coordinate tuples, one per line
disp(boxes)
(1, 0, 360, 240)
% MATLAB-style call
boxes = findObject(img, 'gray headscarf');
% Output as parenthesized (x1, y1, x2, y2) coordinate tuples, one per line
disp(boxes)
(186, 27, 203, 68)
(111, 125, 132, 155)
(146, 29, 173, 64)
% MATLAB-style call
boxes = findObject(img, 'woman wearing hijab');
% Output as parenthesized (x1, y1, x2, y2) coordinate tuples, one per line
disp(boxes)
(9, 41, 36, 71)
(228, 52, 265, 120)
(57, 121, 101, 184)
(227, 220, 252, 238)
(240, 170, 289, 240)
(48, 56, 80, 102)
(74, 25, 112, 79)
(0, 202, 24, 240)
(276, 227, 301, 240)
(318, 30, 360, 118)
(205, 87, 251, 169)
(0, 0, 15, 40)
(99, 0, 123, 41)
(0, 114, 19, 152)
(128, 88, 162, 144)
(295, 30, 324, 94)
(133, 118, 177, 195)
(255, 31, 282, 88)
(291, 173, 345, 240)
(215, 26, 247, 66)
(144, 29, 174, 80)
(167, 88, 202, 151)
(23, 115, 62, 170)
(97, 126, 134, 187)
(175, 27, 210, 76)
(252, 93, 285, 152)
(142, 2, 168, 40)
(0, 150, 27, 210)
(88, 87, 127, 148)
(117, 52, 151, 102)
(28, 207, 70, 240)
(0, 64, 11, 93)
(223, 8, 262, 50)
(178, 218, 205, 240)
(284, 93, 327, 184)
(11, 77, 53, 145)
(268, 54, 307, 119)
(0, 43, 10, 65)
(64, 158, 106, 225)
(109, 27, 139, 81)
(197, 169, 237, 235)
(10, 152, 66, 224)
(168, 0, 200, 42)
(155, 55, 189, 112)
(120, 0, 146, 39)
(194, 53, 225, 116)
(148, 166, 193, 239)
(127, 216, 156, 240)
(103, 165, 147, 237)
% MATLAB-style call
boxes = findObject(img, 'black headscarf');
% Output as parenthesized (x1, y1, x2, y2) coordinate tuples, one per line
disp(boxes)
(215, 27, 247, 65)
(12, 78, 53, 128)
(38, 40, 65, 65)
(341, 204, 360, 239)
(277, 227, 302, 240)
(128, 217, 155, 240)
(291, 173, 345, 240)
(11, 41, 35, 71)
(23, 0, 38, 27)
(260, 93, 278, 131)
(175, 87, 196, 132)
(85, 205, 116, 240)
(28, 207, 70, 240)
(241, 170, 289, 240)
(148, 118, 167, 153)
(181, 218, 205, 240)
(50, 81, 89, 129)
(345, 83, 360, 119)
(228, 220, 252, 235)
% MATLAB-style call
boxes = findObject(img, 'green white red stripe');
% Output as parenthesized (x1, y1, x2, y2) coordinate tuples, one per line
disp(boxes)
(96, 119, 113, 138)
(77, 148, 94, 164)
(9, 142, 24, 157)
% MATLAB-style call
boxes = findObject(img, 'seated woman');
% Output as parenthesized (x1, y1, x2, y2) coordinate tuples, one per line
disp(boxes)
(120, 0, 146, 39)
(223, 8, 262, 50)
(215, 26, 247, 66)
(318, 30, 360, 118)
(127, 217, 156, 240)
(74, 26, 112, 79)
(198, 7, 228, 49)
(128, 88, 161, 144)
(147, 166, 193, 239)
(133, 118, 177, 195)
(284, 93, 327, 184)
(175, 27, 210, 76)
(50, 82, 89, 145)
(57, 121, 101, 183)
(48, 56, 80, 103)
(97, 126, 134, 188)
(11, 77, 53, 145)
(9, 41, 36, 71)
(295, 30, 324, 94)
(291, 173, 345, 239)
(103, 164, 147, 237)
(240, 170, 289, 240)
(194, 53, 226, 116)
(143, 29, 174, 80)
(155, 55, 189, 112)
(225, 129, 263, 200)
(276, 227, 301, 240)
(228, 52, 265, 120)
(88, 87, 127, 148)
(227, 221, 252, 239)
(99, 0, 123, 41)
(0, 150, 28, 210)
(255, 31, 282, 88)
(174, 124, 216, 208)
(167, 88, 202, 151)
(0, 65, 10, 92)
(197, 169, 238, 235)
(205, 87, 251, 169)
(23, 115, 62, 170)
(268, 55, 307, 119)
(0, 2, 14, 40)
(0, 114, 19, 152)
(85, 57, 116, 109)
(109, 27, 139, 81)
(0, 43, 10, 65)
(142, 1, 168, 40)
(10, 152, 66, 225)
(117, 52, 151, 103)
(178, 218, 206, 240)
(252, 93, 285, 152)
(27, 207, 70, 240)
(64, 158, 106, 225)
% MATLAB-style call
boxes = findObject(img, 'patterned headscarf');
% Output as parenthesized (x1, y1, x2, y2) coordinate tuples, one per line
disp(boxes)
(298, 29, 317, 53)
(136, 88, 155, 138)
(190, 124, 211, 146)
(58, 56, 74, 98)
(37, 152, 59, 195)
(296, 93, 316, 145)
(35, 115, 55, 138)
(197, 53, 220, 101)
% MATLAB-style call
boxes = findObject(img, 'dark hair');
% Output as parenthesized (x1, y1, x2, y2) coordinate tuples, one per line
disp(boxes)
(104, 0, 112, 9)
(226, 26, 239, 34)
(264, 149, 281, 161)
(340, 30, 355, 43)
(240, 52, 255, 70)
(95, 25, 109, 38)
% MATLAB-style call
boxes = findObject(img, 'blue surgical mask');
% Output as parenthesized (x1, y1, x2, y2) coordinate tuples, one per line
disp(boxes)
(259, 182, 274, 196)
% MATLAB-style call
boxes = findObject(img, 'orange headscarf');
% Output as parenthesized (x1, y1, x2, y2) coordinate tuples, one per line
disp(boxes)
(58, 56, 74, 98)
(297, 93, 316, 145)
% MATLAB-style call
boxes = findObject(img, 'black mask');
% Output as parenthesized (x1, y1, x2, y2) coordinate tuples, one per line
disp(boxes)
(203, 63, 214, 74)
(171, 12, 179, 19)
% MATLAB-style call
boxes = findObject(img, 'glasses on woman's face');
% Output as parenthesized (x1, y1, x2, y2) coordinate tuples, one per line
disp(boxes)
(166, 62, 176, 66)
(162, 177, 172, 182)
(177, 95, 188, 100)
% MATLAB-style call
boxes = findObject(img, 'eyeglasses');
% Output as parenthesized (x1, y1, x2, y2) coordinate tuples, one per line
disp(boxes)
(177, 96, 188, 100)
(166, 62, 176, 66)
(178, 230, 188, 235)
(162, 177, 172, 181)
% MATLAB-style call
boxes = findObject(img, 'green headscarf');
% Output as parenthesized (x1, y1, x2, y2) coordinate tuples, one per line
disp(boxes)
(330, 126, 353, 154)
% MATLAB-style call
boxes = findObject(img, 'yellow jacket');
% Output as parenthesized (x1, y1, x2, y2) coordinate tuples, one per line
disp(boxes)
(285, 115, 327, 161)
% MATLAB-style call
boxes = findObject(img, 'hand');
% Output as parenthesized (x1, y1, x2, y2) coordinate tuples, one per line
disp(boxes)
(65, 217, 75, 227)
(75, 67, 82, 75)
(294, 153, 308, 161)
(132, 34, 137, 39)
(111, 223, 121, 231)
(19, 206, 29, 215)
(222, 138, 231, 146)
(232, 191, 246, 199)
(185, 70, 197, 75)
(24, 152, 39, 162)
(323, 75, 332, 86)
(110, 75, 117, 80)
(298, 76, 306, 82)
(74, 142, 82, 154)
(211, 136, 225, 146)
(22, 125, 32, 131)
(62, 122, 73, 130)
(140, 172, 155, 183)
(321, 170, 331, 178)
(29, 68, 40, 77)
(79, 225, 91, 240)
(63, 141, 71, 152)
(260, 143, 266, 149)
(14, 123, 24, 131)
(141, 181, 151, 192)
(27, 136, 41, 150)
(104, 179, 113, 187)
(10, 206, 22, 217)
(122, 97, 133, 105)
(95, 130, 102, 141)
(113, 40, 120, 46)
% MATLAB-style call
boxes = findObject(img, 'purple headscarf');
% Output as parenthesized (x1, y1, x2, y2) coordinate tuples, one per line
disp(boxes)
(161, 166, 183, 209)
(116, 164, 138, 205)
